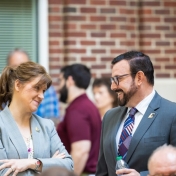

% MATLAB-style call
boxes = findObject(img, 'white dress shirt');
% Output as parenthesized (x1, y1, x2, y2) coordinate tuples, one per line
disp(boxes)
(116, 89, 156, 150)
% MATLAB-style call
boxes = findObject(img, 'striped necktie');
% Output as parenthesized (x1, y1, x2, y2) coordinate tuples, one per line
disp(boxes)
(118, 107, 138, 159)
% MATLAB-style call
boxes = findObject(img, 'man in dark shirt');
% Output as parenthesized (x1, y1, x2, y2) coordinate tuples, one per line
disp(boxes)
(57, 64, 101, 176)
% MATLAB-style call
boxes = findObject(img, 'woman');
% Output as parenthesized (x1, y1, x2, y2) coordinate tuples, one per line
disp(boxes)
(92, 77, 118, 119)
(0, 61, 73, 176)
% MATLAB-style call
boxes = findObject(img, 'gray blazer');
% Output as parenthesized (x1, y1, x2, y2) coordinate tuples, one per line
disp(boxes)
(0, 106, 73, 176)
(96, 92, 176, 176)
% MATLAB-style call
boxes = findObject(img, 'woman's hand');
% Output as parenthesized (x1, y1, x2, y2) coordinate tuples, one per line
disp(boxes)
(0, 159, 34, 176)
(52, 150, 66, 159)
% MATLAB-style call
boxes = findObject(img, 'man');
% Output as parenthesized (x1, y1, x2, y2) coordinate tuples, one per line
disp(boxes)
(96, 51, 176, 176)
(148, 145, 176, 176)
(7, 48, 60, 123)
(57, 64, 101, 176)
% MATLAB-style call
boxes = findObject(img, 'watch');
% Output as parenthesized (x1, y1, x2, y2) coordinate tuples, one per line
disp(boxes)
(34, 159, 41, 171)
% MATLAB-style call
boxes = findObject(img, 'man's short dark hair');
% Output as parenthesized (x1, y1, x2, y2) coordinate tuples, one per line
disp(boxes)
(61, 64, 91, 89)
(111, 51, 154, 85)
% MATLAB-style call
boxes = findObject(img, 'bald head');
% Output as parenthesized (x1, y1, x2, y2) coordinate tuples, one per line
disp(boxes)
(7, 48, 30, 66)
(148, 145, 176, 176)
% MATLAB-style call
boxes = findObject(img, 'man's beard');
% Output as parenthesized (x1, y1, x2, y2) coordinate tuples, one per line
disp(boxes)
(116, 80, 138, 106)
(59, 84, 68, 103)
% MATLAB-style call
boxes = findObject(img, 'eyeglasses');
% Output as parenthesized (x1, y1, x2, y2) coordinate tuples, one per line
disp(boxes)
(110, 74, 131, 85)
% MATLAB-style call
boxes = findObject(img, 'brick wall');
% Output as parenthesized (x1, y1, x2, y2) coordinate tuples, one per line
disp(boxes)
(48, 0, 176, 88)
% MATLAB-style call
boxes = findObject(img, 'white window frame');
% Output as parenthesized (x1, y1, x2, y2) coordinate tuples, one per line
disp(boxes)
(38, 0, 49, 72)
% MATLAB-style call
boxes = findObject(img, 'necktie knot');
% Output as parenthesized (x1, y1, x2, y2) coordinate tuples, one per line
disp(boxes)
(129, 107, 138, 117)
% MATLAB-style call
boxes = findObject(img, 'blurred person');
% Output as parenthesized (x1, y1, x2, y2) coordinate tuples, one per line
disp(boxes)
(96, 51, 176, 176)
(148, 145, 176, 176)
(57, 64, 101, 176)
(0, 61, 73, 175)
(7, 48, 60, 124)
(92, 77, 118, 119)
(40, 167, 77, 176)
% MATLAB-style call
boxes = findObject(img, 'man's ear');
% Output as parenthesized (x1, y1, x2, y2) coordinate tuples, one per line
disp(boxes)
(67, 76, 75, 86)
(14, 79, 21, 92)
(135, 71, 145, 86)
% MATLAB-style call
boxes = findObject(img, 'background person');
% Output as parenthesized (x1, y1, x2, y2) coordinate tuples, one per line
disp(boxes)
(7, 48, 60, 125)
(148, 145, 176, 176)
(57, 64, 101, 176)
(0, 61, 73, 175)
(92, 77, 118, 119)
(96, 51, 176, 176)
(40, 167, 77, 176)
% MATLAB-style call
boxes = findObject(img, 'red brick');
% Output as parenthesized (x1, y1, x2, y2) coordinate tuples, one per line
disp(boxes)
(101, 73, 111, 77)
(91, 65, 106, 69)
(49, 15, 62, 21)
(165, 34, 176, 38)
(165, 49, 176, 54)
(140, 34, 161, 38)
(49, 41, 59, 45)
(49, 0, 63, 4)
(153, 65, 161, 70)
(91, 49, 106, 54)
(65, 32, 86, 37)
(139, 41, 151, 46)
(165, 65, 176, 69)
(156, 41, 170, 46)
(49, 49, 64, 54)
(120, 25, 135, 30)
(49, 7, 60, 13)
(64, 0, 86, 5)
(63, 40, 76, 45)
(91, 33, 106, 37)
(156, 73, 170, 78)
(90, 0, 106, 5)
(63, 23, 77, 30)
(81, 57, 96, 61)
(165, 18, 176, 23)
(141, 49, 160, 54)
(63, 7, 76, 13)
(64, 57, 76, 61)
(100, 24, 116, 30)
(155, 26, 170, 30)
(101, 57, 112, 61)
(90, 16, 106, 21)
(120, 41, 135, 46)
(155, 9, 170, 15)
(110, 33, 126, 38)
(64, 49, 86, 54)
(80, 8, 96, 13)
(111, 49, 127, 54)
(138, 25, 151, 30)
(49, 32, 62, 37)
(164, 2, 176, 7)
(155, 58, 170, 62)
(119, 9, 135, 14)
(140, 17, 160, 22)
(131, 1, 160, 6)
(81, 41, 96, 45)
(138, 9, 152, 15)
(81, 24, 96, 29)
(100, 41, 115, 46)
(130, 18, 137, 23)
(101, 8, 116, 13)
(49, 24, 60, 29)
(110, 1, 126, 5)
(50, 65, 60, 69)
(64, 16, 86, 21)
(110, 17, 126, 22)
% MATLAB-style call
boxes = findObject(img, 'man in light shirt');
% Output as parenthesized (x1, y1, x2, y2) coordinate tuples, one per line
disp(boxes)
(96, 51, 176, 176)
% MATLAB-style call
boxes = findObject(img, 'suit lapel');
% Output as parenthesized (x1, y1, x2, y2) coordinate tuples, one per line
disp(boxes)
(110, 107, 128, 163)
(31, 115, 44, 158)
(125, 92, 161, 163)
(1, 106, 28, 158)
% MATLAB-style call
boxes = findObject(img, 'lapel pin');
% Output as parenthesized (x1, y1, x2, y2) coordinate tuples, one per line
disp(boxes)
(35, 127, 40, 132)
(148, 113, 155, 118)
